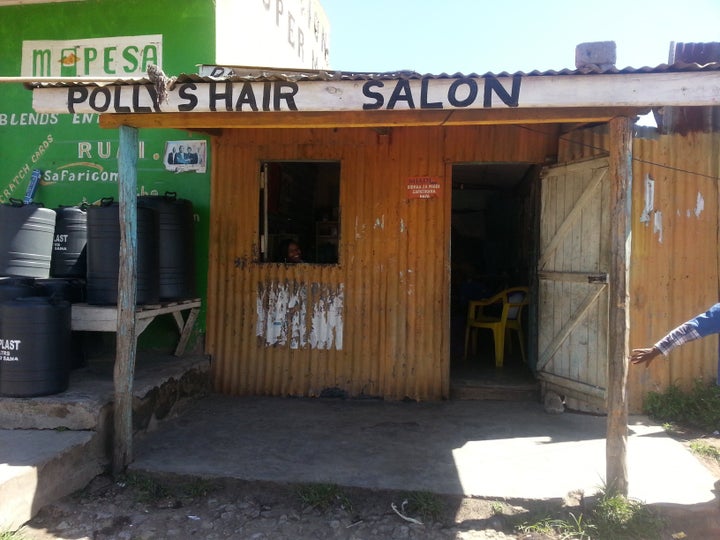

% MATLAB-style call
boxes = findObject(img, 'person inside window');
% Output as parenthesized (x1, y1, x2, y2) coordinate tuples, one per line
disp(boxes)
(281, 240, 303, 264)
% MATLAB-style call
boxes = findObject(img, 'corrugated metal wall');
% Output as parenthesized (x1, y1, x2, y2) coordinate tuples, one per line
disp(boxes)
(559, 127, 720, 412)
(207, 125, 556, 400)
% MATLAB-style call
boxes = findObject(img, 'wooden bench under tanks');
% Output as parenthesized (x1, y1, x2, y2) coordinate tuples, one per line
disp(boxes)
(71, 298, 201, 356)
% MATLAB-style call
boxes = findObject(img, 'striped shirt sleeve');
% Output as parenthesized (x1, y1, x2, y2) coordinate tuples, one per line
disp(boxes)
(654, 303, 720, 355)
(654, 323, 702, 355)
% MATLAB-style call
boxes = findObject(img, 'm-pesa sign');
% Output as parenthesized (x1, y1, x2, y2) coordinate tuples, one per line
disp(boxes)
(22, 35, 162, 77)
(30, 71, 720, 114)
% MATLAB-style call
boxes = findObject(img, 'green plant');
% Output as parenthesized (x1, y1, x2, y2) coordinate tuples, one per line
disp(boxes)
(590, 488, 663, 539)
(120, 472, 169, 503)
(402, 491, 444, 522)
(644, 379, 720, 432)
(564, 512, 595, 539)
(516, 513, 594, 540)
(516, 487, 663, 540)
(296, 483, 352, 512)
(511, 501, 562, 533)
(179, 478, 216, 498)
(0, 531, 25, 540)
(515, 516, 556, 536)
(491, 501, 504, 515)
(690, 440, 720, 461)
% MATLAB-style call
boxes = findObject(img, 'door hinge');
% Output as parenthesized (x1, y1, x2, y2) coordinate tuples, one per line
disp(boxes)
(587, 273, 608, 284)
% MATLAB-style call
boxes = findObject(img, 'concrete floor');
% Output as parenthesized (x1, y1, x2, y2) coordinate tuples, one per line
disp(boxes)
(131, 393, 720, 508)
(3, 351, 719, 531)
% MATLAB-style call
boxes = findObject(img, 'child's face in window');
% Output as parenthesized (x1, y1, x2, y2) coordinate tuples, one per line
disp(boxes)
(287, 242, 302, 263)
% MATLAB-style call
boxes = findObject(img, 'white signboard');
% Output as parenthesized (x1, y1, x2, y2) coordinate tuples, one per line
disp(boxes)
(21, 35, 163, 78)
(31, 72, 720, 115)
(215, 0, 329, 70)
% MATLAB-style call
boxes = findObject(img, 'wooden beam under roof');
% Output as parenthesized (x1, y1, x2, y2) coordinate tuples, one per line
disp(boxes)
(99, 107, 647, 129)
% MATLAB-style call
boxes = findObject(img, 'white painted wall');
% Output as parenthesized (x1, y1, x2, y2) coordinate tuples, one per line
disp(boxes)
(215, 0, 330, 70)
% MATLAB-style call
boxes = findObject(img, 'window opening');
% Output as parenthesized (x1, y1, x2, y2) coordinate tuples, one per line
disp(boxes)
(258, 161, 340, 264)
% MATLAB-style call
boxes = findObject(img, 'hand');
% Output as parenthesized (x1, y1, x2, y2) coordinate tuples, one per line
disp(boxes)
(630, 347, 661, 367)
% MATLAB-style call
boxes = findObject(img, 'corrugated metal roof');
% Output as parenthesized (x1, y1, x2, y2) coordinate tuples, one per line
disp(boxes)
(18, 60, 720, 88)
(195, 60, 720, 80)
(671, 42, 720, 64)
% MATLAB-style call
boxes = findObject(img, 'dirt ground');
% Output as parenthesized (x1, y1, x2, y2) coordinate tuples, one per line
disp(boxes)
(15, 457, 719, 540)
(12, 429, 720, 540)
(670, 426, 720, 478)
(19, 474, 553, 540)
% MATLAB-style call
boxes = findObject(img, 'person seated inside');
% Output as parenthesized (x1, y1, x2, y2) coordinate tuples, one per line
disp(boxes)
(281, 240, 303, 263)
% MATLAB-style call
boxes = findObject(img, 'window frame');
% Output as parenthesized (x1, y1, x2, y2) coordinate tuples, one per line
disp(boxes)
(258, 159, 341, 266)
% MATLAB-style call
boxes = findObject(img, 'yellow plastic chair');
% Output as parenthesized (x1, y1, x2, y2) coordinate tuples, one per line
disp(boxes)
(464, 286, 529, 367)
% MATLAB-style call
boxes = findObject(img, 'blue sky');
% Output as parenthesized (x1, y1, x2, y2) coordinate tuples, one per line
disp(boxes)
(320, 0, 720, 73)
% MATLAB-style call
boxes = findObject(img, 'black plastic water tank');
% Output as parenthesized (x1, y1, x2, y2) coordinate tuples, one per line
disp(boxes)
(0, 296, 71, 397)
(138, 193, 195, 300)
(0, 198, 56, 278)
(35, 277, 86, 303)
(0, 277, 40, 303)
(86, 198, 159, 305)
(34, 278, 86, 369)
(50, 205, 88, 278)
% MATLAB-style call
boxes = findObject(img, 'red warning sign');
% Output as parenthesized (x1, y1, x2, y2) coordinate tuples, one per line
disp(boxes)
(406, 176, 441, 199)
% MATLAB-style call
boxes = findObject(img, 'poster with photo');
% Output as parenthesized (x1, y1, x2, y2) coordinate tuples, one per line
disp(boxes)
(164, 140, 207, 173)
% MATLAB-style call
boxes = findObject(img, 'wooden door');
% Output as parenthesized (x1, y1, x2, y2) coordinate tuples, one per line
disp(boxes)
(537, 156, 610, 412)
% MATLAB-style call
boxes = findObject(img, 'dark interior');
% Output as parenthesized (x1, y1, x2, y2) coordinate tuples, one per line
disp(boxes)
(260, 161, 341, 264)
(450, 163, 539, 388)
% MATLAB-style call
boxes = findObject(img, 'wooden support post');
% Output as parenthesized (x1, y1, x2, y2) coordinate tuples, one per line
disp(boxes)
(113, 125, 139, 476)
(606, 116, 633, 496)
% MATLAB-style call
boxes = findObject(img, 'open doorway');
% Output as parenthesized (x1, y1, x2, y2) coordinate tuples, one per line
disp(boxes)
(450, 163, 540, 398)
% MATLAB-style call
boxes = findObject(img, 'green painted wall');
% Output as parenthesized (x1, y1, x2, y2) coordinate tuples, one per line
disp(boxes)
(0, 0, 216, 351)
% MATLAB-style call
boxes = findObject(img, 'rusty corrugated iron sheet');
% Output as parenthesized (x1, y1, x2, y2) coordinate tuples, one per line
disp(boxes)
(558, 126, 720, 412)
(206, 124, 556, 400)
(659, 43, 720, 133)
(672, 42, 720, 65)
(193, 61, 720, 81)
(20, 60, 720, 88)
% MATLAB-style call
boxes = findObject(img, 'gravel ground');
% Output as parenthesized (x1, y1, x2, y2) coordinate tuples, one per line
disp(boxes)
(18, 473, 561, 540)
(14, 431, 720, 540)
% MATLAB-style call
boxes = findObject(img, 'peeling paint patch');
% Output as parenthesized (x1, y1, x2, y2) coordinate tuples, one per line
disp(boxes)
(653, 211, 663, 243)
(400, 219, 406, 233)
(354, 216, 365, 240)
(256, 280, 343, 350)
(374, 215, 385, 229)
(639, 175, 662, 243)
(256, 280, 307, 348)
(695, 192, 704, 217)
(310, 284, 344, 350)
(640, 175, 654, 224)
(287, 284, 308, 349)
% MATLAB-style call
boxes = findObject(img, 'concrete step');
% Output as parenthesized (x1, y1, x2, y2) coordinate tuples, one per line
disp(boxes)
(0, 353, 211, 531)
(450, 379, 540, 401)
(450, 355, 539, 401)
(0, 429, 105, 530)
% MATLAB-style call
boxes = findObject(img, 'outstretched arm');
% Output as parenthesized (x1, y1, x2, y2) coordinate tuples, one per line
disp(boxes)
(630, 346, 662, 367)
(630, 303, 720, 368)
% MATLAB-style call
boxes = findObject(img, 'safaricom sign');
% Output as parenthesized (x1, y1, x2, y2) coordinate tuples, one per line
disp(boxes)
(32, 76, 524, 114)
